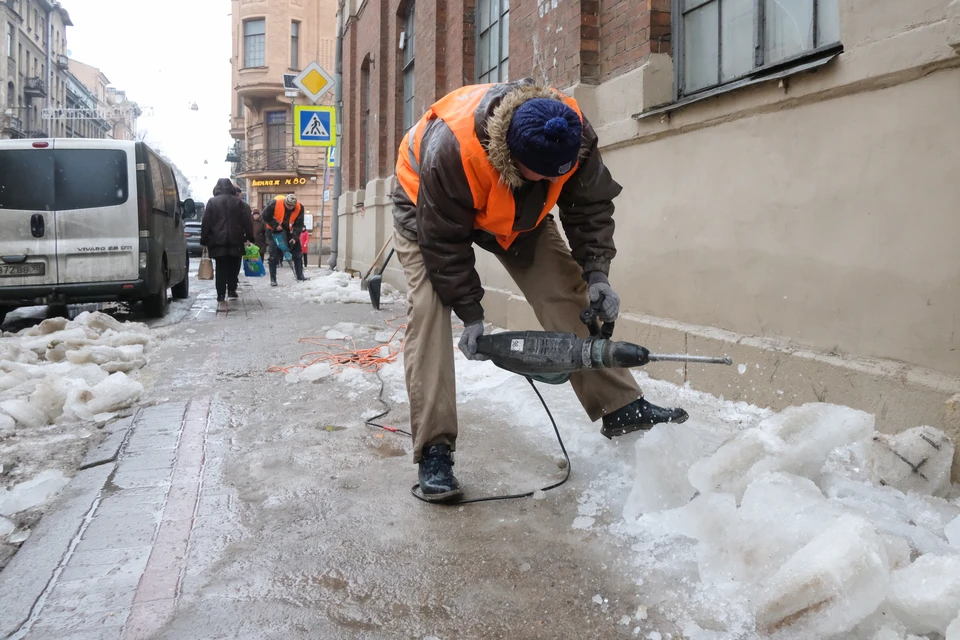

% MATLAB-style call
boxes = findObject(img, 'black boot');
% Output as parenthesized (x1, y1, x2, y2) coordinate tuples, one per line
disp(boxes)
(293, 259, 308, 281)
(269, 261, 278, 287)
(600, 398, 689, 439)
(418, 444, 464, 502)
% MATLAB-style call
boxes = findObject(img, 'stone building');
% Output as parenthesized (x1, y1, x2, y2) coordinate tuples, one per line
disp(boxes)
(1, 0, 72, 139)
(228, 0, 338, 254)
(335, 0, 960, 441)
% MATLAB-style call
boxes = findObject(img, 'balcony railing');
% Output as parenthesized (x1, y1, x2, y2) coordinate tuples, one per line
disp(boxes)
(236, 149, 299, 174)
(1, 114, 23, 136)
(24, 77, 47, 98)
(56, 54, 69, 70)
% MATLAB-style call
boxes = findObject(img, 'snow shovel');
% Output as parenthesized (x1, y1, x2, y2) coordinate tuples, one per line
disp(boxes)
(368, 248, 395, 310)
(361, 236, 394, 291)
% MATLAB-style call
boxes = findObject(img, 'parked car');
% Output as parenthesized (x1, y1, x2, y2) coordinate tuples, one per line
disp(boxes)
(184, 221, 203, 256)
(0, 138, 195, 325)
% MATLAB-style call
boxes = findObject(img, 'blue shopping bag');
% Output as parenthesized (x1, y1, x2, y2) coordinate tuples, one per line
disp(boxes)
(243, 258, 265, 277)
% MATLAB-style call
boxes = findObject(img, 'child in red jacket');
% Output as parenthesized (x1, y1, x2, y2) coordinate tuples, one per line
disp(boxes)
(299, 229, 310, 269)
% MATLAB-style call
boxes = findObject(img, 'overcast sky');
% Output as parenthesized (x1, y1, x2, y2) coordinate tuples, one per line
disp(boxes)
(63, 0, 234, 201)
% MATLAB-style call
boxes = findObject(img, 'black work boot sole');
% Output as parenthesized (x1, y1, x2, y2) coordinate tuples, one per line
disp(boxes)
(416, 485, 466, 503)
(600, 405, 690, 439)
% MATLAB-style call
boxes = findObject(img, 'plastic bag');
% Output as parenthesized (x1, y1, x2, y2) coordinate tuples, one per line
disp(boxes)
(243, 258, 265, 277)
(244, 244, 261, 260)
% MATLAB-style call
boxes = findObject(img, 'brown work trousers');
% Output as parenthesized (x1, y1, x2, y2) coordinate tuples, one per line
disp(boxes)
(395, 219, 643, 462)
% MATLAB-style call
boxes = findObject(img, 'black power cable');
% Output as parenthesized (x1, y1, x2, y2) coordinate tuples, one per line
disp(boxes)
(409, 376, 572, 505)
(364, 369, 572, 504)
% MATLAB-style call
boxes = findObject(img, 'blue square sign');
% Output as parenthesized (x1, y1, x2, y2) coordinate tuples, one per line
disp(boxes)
(294, 106, 336, 147)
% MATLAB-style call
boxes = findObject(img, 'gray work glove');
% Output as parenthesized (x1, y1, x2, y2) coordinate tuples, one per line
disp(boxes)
(458, 321, 490, 361)
(586, 272, 620, 323)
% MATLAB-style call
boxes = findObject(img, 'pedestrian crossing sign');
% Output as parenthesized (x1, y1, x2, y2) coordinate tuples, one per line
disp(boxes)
(294, 105, 336, 147)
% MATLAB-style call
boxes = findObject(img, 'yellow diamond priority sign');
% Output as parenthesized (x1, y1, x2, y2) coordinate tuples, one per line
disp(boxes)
(293, 62, 333, 104)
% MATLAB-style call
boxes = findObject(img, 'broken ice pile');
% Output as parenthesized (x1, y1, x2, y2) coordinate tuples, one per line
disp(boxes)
(624, 403, 960, 638)
(298, 270, 397, 305)
(0, 312, 150, 433)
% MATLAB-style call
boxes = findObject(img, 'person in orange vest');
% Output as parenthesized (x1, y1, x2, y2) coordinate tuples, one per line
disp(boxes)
(393, 81, 689, 502)
(263, 194, 308, 285)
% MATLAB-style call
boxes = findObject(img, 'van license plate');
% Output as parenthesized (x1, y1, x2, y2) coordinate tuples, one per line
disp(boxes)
(0, 263, 45, 277)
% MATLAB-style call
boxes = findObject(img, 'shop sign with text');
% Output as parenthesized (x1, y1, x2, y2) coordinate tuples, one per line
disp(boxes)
(250, 177, 309, 188)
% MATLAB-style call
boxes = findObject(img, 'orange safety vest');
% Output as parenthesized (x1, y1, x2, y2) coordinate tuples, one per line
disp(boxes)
(395, 84, 582, 250)
(272, 197, 302, 230)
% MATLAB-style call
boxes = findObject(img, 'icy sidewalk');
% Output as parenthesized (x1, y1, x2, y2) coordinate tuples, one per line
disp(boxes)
(301, 315, 960, 640)
(0, 312, 154, 568)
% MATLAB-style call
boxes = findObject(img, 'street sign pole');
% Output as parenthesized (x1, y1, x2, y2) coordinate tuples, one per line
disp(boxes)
(318, 162, 331, 267)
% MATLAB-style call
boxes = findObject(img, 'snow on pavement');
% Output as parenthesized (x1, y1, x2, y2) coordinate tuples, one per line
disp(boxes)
(293, 269, 401, 306)
(318, 319, 960, 639)
(0, 311, 154, 563)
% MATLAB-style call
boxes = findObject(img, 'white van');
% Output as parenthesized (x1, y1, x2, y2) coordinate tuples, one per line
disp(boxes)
(0, 139, 195, 324)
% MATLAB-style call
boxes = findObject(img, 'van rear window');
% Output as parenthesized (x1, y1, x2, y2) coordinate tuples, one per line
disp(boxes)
(0, 148, 129, 211)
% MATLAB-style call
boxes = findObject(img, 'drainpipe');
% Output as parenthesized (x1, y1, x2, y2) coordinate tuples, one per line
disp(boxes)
(45, 4, 53, 137)
(327, 2, 344, 270)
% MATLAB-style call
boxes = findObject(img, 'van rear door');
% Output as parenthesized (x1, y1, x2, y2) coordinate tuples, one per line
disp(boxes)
(52, 140, 139, 284)
(0, 141, 58, 288)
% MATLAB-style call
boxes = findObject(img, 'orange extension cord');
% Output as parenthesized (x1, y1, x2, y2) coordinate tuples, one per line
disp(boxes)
(267, 317, 407, 376)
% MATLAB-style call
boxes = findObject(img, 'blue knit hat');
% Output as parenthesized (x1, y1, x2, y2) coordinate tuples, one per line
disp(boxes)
(506, 98, 582, 178)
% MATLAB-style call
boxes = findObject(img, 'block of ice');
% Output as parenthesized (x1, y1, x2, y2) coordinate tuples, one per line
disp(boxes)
(947, 614, 960, 640)
(625, 423, 732, 519)
(946, 515, 960, 549)
(868, 427, 954, 498)
(888, 554, 960, 636)
(300, 363, 333, 382)
(0, 398, 48, 428)
(0, 516, 14, 536)
(83, 372, 143, 416)
(325, 329, 348, 340)
(0, 470, 70, 516)
(689, 404, 874, 501)
(754, 515, 889, 637)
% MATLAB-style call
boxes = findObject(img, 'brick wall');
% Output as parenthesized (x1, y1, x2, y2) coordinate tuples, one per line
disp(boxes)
(341, 0, 670, 187)
(599, 0, 671, 83)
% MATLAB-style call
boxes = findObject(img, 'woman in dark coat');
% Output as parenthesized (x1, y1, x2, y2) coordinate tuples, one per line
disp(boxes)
(200, 179, 255, 304)
(251, 209, 268, 260)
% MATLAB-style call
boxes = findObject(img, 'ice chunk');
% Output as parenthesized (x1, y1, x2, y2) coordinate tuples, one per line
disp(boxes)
(325, 329, 348, 340)
(375, 331, 396, 343)
(0, 398, 48, 428)
(300, 363, 333, 382)
(888, 554, 960, 636)
(624, 423, 731, 520)
(947, 614, 960, 640)
(0, 410, 14, 436)
(83, 373, 143, 416)
(284, 372, 300, 384)
(8, 528, 29, 543)
(0, 516, 14, 536)
(689, 404, 875, 500)
(946, 515, 960, 549)
(868, 427, 954, 498)
(904, 492, 960, 539)
(0, 470, 70, 516)
(754, 515, 889, 637)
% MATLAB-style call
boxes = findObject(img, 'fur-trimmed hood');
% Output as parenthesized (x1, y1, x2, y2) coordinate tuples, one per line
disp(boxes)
(484, 84, 585, 189)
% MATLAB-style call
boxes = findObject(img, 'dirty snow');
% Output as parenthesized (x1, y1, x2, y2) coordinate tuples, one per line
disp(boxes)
(318, 319, 960, 638)
(0, 311, 154, 561)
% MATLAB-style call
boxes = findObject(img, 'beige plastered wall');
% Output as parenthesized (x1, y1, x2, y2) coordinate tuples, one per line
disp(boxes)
(339, 0, 960, 477)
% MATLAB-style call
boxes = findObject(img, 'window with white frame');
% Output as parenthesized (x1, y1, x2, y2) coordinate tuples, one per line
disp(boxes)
(476, 0, 509, 83)
(401, 2, 415, 132)
(291, 21, 300, 69)
(677, 0, 840, 96)
(243, 19, 266, 68)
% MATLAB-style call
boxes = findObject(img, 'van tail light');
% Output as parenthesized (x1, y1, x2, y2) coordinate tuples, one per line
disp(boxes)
(32, 142, 49, 148)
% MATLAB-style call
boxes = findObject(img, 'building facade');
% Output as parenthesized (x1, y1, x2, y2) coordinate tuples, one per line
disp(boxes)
(229, 0, 338, 253)
(1, 0, 72, 139)
(337, 0, 960, 447)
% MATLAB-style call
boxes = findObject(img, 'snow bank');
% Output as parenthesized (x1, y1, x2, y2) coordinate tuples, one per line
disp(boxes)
(625, 403, 960, 638)
(295, 270, 399, 306)
(0, 312, 149, 430)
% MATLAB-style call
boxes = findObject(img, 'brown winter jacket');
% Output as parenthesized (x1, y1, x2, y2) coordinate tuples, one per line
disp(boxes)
(201, 179, 255, 259)
(391, 80, 622, 325)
